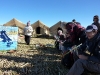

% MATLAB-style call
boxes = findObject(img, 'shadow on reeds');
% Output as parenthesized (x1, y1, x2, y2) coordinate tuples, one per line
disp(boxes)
(0, 47, 68, 75)
(34, 34, 54, 39)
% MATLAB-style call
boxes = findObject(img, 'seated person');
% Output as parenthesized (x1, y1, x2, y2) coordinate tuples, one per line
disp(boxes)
(61, 32, 74, 69)
(65, 21, 86, 45)
(61, 21, 87, 69)
(62, 32, 73, 53)
(66, 25, 100, 75)
(54, 29, 66, 52)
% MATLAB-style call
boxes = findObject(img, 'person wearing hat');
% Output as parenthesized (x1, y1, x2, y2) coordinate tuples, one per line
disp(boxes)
(24, 21, 33, 45)
(92, 15, 100, 32)
(66, 25, 100, 75)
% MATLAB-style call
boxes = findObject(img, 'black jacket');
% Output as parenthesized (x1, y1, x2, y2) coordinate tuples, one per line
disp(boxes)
(78, 32, 100, 64)
(63, 37, 73, 47)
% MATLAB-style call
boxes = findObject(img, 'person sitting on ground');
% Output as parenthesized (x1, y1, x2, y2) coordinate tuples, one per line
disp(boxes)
(60, 21, 87, 69)
(61, 32, 74, 69)
(54, 28, 63, 50)
(54, 29, 66, 52)
(66, 21, 86, 45)
(66, 25, 100, 75)
(62, 32, 73, 53)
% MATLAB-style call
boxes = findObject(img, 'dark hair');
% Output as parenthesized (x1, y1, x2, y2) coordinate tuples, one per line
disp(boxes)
(94, 15, 99, 18)
(57, 27, 63, 32)
(72, 19, 76, 22)
(93, 15, 99, 21)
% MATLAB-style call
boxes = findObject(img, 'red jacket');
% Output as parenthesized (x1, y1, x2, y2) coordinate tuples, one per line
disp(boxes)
(66, 22, 86, 45)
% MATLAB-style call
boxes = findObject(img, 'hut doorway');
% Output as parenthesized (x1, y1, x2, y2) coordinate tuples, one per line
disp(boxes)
(57, 27, 63, 31)
(36, 27, 41, 34)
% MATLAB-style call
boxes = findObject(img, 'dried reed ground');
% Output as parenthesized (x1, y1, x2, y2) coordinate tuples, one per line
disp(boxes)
(0, 38, 68, 75)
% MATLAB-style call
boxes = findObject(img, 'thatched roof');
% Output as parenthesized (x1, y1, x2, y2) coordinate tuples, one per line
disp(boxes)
(49, 21, 67, 35)
(31, 20, 49, 30)
(3, 18, 25, 29)
(49, 21, 61, 35)
(50, 21, 62, 31)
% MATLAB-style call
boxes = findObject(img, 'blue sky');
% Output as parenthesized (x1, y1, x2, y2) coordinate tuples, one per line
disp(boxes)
(0, 0, 100, 27)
